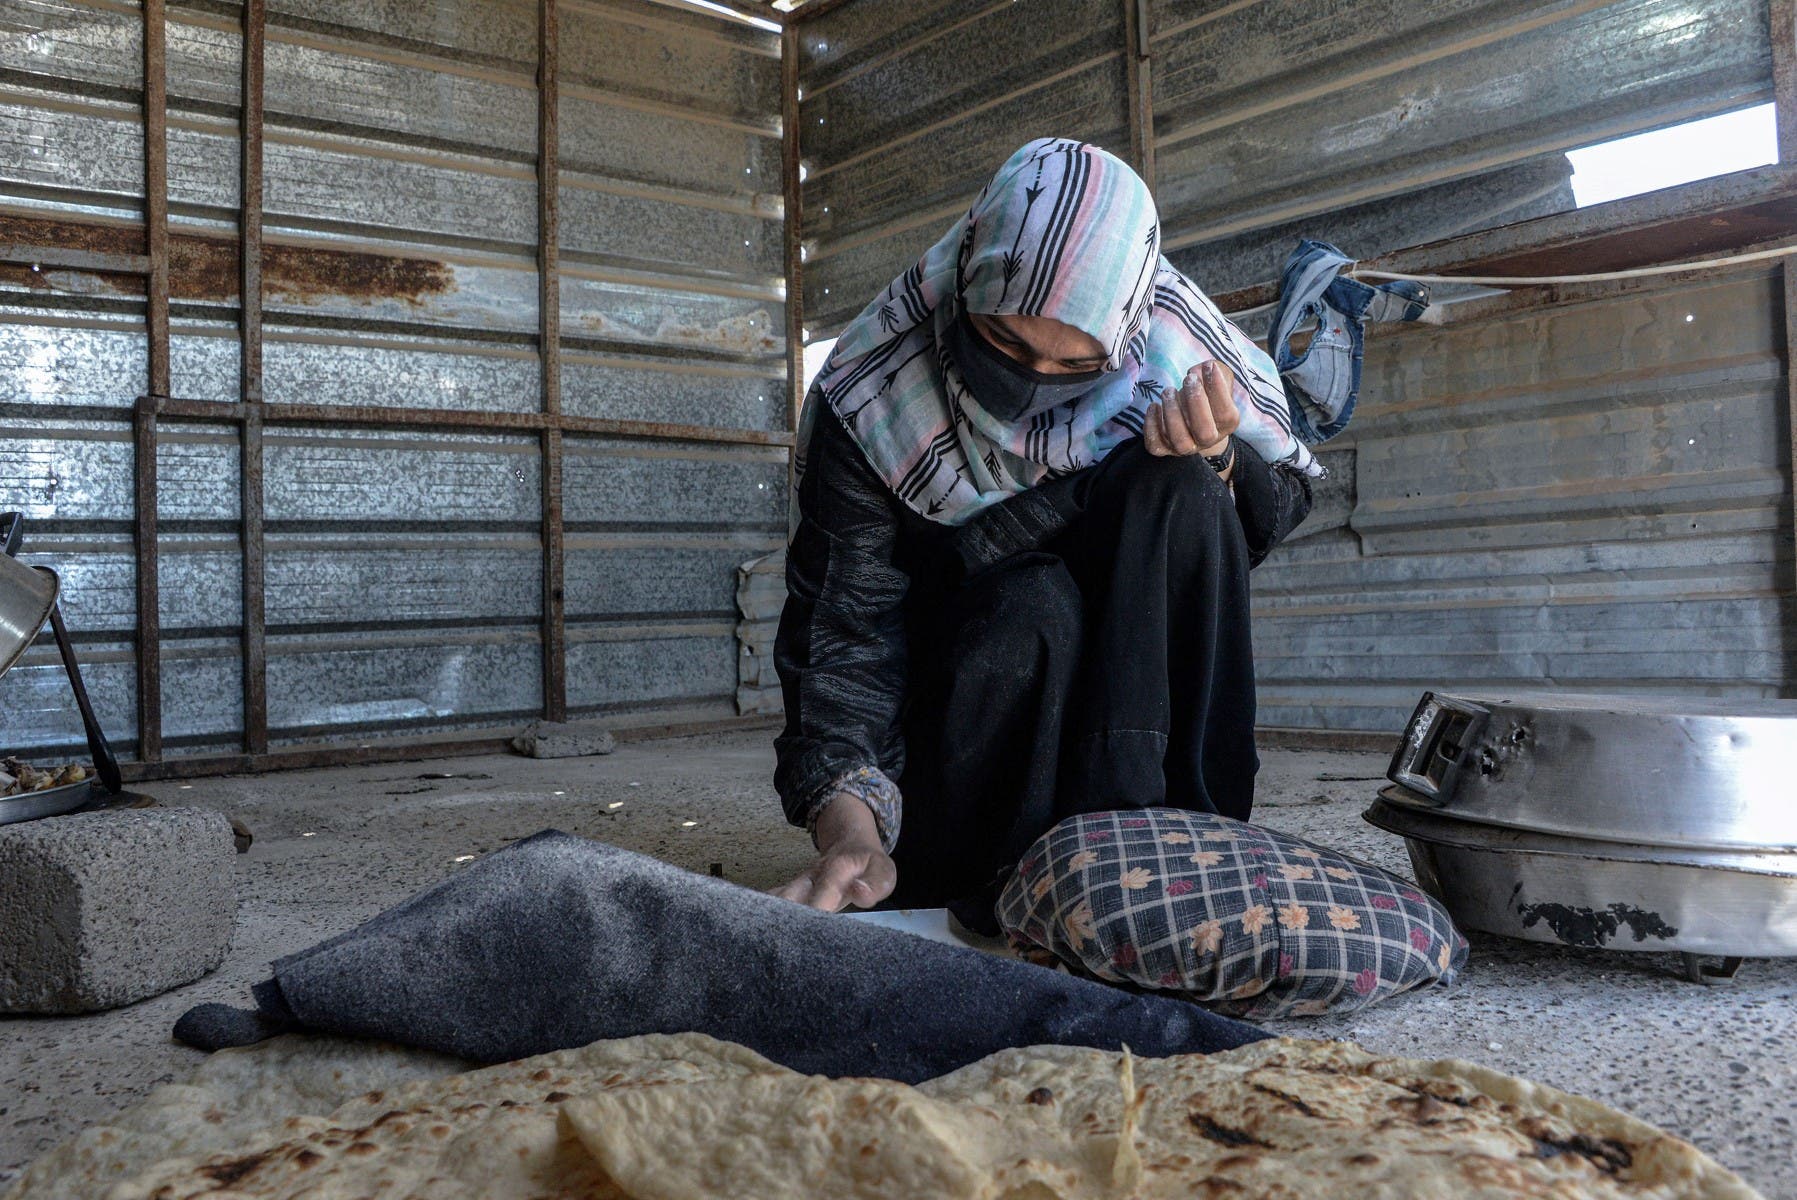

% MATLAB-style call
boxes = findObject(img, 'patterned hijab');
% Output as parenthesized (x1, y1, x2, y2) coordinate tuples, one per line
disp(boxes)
(800, 138, 1318, 526)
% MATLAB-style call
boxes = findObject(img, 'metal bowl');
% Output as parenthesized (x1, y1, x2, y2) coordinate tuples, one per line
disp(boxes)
(0, 775, 102, 825)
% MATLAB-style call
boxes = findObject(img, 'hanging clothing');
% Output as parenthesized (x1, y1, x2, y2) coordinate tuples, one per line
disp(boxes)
(1266, 238, 1430, 443)
(800, 138, 1321, 529)
(774, 406, 1311, 863)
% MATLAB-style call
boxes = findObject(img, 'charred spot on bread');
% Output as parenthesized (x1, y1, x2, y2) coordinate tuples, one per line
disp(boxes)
(198, 1150, 275, 1185)
(1248, 1081, 1326, 1119)
(1519, 1120, 1634, 1175)
(1024, 1087, 1055, 1106)
(1188, 1113, 1272, 1148)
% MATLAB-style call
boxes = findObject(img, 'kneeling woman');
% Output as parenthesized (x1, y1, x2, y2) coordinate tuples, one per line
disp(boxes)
(771, 139, 1315, 928)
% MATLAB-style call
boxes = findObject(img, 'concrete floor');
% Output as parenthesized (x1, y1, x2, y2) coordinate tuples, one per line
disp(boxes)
(1, 731, 1792, 1196)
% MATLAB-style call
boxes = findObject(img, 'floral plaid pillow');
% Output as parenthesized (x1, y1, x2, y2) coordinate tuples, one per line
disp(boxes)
(996, 809, 1468, 1019)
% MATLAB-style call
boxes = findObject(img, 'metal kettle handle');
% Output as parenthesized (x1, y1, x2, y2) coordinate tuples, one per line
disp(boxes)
(1, 512, 21, 557)
(49, 606, 123, 794)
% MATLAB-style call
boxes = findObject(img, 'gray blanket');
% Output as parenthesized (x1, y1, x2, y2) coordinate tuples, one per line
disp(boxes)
(176, 831, 1266, 1083)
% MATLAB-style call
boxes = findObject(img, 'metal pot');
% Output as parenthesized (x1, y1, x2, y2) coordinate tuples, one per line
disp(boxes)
(0, 511, 122, 821)
(0, 513, 59, 680)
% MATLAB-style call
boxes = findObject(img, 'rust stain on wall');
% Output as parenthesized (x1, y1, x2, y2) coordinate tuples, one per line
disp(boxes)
(0, 214, 456, 306)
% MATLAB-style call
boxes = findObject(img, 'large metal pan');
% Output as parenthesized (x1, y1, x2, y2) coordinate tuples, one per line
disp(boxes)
(1366, 787, 1797, 960)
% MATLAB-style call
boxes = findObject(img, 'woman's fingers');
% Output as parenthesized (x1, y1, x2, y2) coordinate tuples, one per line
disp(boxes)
(1159, 374, 1202, 453)
(1181, 366, 1224, 451)
(1204, 360, 1241, 444)
(769, 873, 814, 905)
(771, 849, 897, 913)
(1144, 399, 1168, 455)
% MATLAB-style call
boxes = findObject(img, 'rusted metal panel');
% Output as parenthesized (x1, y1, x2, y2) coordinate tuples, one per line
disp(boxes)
(794, 0, 968, 82)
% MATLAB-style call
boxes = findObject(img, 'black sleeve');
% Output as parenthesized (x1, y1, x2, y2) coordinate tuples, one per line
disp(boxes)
(949, 434, 1314, 576)
(1227, 436, 1314, 567)
(773, 404, 912, 830)
(943, 471, 1087, 580)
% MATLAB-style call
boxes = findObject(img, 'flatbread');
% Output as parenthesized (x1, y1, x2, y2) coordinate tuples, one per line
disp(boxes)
(921, 1038, 1762, 1200)
(2, 1035, 470, 1200)
(7, 1035, 1761, 1200)
(563, 1037, 1763, 1200)
(561, 1073, 1113, 1200)
(2, 1033, 784, 1200)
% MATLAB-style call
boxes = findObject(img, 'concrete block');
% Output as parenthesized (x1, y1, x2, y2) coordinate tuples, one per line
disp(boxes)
(511, 721, 616, 759)
(0, 808, 236, 1014)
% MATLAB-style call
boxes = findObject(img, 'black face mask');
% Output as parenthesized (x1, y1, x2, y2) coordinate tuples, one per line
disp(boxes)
(943, 311, 1108, 422)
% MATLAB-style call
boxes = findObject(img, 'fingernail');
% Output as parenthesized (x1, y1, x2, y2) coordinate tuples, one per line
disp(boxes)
(1202, 361, 1215, 379)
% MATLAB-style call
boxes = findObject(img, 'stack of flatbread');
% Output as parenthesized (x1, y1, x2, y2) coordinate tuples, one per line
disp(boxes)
(5, 1034, 1761, 1200)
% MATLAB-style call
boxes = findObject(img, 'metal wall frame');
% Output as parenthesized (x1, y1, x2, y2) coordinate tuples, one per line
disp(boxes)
(0, 0, 791, 776)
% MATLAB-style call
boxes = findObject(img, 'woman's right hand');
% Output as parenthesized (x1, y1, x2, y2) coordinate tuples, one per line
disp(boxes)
(770, 794, 897, 913)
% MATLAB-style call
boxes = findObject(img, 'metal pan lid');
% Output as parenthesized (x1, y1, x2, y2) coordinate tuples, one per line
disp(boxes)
(1387, 690, 1797, 855)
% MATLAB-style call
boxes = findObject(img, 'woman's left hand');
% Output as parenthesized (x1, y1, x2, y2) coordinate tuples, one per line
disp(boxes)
(1145, 359, 1239, 464)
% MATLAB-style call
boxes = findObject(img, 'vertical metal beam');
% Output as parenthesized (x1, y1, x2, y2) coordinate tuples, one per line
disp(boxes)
(538, 0, 567, 722)
(1774, 0, 1797, 164)
(1123, 0, 1156, 194)
(781, 23, 805, 433)
(136, 0, 168, 762)
(1786, 264, 1797, 602)
(240, 0, 268, 755)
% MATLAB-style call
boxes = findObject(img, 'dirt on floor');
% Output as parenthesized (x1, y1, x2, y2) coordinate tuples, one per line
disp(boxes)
(1, 731, 1792, 1195)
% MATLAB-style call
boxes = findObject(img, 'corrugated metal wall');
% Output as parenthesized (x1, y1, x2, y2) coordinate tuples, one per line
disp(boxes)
(0, 0, 789, 763)
(796, 0, 1774, 323)
(1254, 265, 1795, 730)
(792, 0, 1795, 735)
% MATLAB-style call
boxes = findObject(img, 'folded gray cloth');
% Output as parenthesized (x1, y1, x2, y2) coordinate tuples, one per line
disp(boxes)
(176, 831, 1266, 1082)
